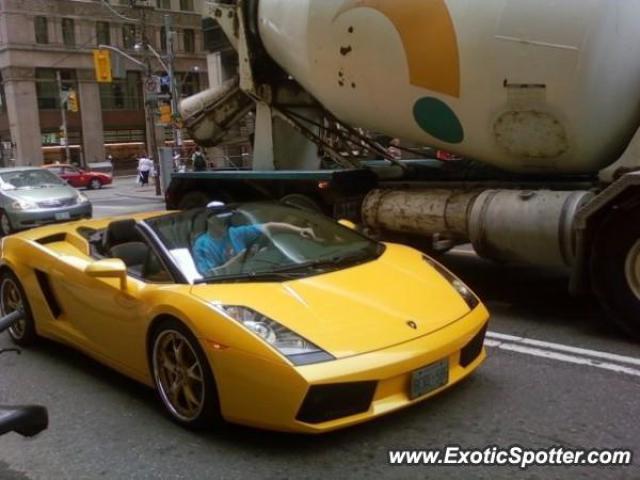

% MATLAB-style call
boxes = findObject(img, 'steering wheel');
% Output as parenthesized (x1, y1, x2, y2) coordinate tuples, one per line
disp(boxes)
(238, 235, 272, 272)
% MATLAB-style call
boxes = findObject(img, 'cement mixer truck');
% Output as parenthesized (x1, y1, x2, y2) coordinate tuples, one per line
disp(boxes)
(166, 0, 640, 337)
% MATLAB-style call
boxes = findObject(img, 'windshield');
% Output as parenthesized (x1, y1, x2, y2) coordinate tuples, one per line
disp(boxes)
(0, 169, 66, 190)
(145, 203, 382, 283)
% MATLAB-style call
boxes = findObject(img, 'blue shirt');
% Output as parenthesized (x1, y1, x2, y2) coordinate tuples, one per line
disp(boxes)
(193, 225, 263, 275)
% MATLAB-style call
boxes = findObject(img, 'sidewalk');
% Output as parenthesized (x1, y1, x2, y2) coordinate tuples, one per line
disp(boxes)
(112, 176, 166, 202)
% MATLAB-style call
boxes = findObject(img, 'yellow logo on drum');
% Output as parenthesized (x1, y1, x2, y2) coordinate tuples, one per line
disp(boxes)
(335, 0, 464, 143)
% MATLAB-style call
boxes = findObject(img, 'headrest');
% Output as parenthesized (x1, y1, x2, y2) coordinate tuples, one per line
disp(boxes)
(103, 219, 139, 251)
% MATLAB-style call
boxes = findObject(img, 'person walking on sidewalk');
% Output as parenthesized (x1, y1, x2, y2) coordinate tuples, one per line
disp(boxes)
(137, 152, 154, 187)
(192, 147, 207, 172)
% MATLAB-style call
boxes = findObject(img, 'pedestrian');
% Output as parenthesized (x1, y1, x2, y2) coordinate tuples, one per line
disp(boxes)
(192, 147, 207, 172)
(137, 152, 153, 187)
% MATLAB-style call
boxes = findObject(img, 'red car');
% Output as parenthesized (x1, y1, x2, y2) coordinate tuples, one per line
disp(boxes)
(44, 164, 112, 190)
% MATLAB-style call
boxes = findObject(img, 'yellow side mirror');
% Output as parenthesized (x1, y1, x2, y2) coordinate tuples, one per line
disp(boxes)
(85, 259, 127, 290)
(338, 219, 357, 230)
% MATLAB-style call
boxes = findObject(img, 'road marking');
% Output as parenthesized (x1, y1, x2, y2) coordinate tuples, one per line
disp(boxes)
(487, 331, 640, 366)
(450, 248, 477, 257)
(486, 332, 640, 378)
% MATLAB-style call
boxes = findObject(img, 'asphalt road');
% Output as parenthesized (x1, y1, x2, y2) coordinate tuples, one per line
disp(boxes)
(0, 179, 638, 479)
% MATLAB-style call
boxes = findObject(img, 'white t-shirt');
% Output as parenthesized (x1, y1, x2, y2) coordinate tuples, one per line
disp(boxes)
(138, 157, 153, 172)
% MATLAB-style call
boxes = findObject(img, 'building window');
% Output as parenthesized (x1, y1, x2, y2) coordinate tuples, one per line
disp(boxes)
(178, 71, 200, 98)
(96, 21, 111, 45)
(34, 16, 49, 44)
(157, 0, 171, 9)
(123, 24, 137, 49)
(160, 26, 167, 52)
(36, 69, 77, 110)
(0, 72, 6, 114)
(99, 71, 142, 110)
(182, 29, 195, 53)
(202, 17, 230, 52)
(62, 18, 75, 47)
(179, 0, 194, 12)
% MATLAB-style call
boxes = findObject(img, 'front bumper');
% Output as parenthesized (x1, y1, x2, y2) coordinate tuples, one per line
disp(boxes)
(207, 305, 489, 433)
(7, 203, 92, 231)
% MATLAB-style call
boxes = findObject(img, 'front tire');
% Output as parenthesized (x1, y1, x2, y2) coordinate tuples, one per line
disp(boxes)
(590, 209, 640, 338)
(150, 319, 222, 429)
(89, 178, 102, 190)
(0, 269, 37, 346)
(0, 211, 13, 237)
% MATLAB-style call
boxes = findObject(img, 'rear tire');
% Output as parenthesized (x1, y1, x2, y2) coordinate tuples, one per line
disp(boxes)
(0, 269, 38, 346)
(149, 319, 222, 430)
(590, 209, 640, 338)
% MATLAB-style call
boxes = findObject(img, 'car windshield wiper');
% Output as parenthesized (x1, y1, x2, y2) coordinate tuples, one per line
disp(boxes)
(274, 245, 385, 273)
(194, 270, 310, 285)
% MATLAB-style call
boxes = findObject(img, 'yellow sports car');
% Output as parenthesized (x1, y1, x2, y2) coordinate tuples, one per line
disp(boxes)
(1, 203, 488, 433)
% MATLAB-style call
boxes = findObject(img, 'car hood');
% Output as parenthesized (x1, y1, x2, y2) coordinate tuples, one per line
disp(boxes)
(190, 245, 471, 359)
(4, 187, 76, 203)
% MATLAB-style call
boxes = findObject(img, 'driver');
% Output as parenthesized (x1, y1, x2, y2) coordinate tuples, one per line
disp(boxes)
(193, 211, 316, 276)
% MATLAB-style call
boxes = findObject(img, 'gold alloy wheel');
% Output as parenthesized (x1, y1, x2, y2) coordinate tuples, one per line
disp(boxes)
(152, 330, 206, 422)
(1, 277, 25, 340)
(625, 239, 640, 301)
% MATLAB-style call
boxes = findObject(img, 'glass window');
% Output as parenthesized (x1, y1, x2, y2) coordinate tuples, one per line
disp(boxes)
(96, 21, 111, 45)
(157, 0, 171, 9)
(36, 69, 77, 110)
(179, 0, 194, 11)
(145, 204, 382, 283)
(0, 72, 6, 113)
(34, 16, 48, 44)
(177, 71, 200, 98)
(160, 26, 167, 52)
(62, 18, 75, 47)
(0, 170, 65, 190)
(183, 29, 195, 53)
(122, 24, 136, 49)
(99, 71, 142, 110)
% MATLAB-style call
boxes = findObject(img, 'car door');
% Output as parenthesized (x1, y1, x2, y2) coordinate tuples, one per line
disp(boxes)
(62, 167, 86, 188)
(47, 241, 172, 377)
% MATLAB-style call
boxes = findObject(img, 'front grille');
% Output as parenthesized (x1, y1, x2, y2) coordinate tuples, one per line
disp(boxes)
(37, 198, 76, 208)
(459, 323, 488, 368)
(296, 381, 377, 424)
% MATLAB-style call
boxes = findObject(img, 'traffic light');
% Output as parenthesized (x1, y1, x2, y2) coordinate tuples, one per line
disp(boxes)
(93, 49, 112, 83)
(159, 104, 172, 125)
(67, 90, 79, 113)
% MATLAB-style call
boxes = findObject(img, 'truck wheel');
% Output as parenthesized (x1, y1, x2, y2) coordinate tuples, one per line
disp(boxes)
(590, 210, 640, 338)
(280, 194, 323, 213)
(178, 192, 211, 210)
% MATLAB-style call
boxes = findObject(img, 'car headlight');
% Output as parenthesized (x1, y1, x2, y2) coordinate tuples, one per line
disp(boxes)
(217, 306, 334, 366)
(423, 255, 480, 310)
(76, 192, 90, 204)
(11, 199, 37, 210)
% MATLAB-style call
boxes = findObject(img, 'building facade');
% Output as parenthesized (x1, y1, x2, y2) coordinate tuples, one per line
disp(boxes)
(0, 0, 211, 166)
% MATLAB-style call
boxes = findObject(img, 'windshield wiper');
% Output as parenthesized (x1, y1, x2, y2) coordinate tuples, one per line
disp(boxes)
(194, 270, 310, 285)
(273, 245, 385, 273)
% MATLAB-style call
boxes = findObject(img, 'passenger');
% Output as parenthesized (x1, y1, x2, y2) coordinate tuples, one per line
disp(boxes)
(193, 212, 317, 276)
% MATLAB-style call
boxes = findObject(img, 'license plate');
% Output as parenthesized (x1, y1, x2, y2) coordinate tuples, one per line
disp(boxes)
(410, 359, 449, 399)
(55, 212, 71, 221)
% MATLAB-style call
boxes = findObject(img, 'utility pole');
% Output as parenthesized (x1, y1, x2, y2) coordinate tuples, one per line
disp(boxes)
(164, 14, 183, 152)
(56, 70, 71, 164)
(139, 6, 162, 196)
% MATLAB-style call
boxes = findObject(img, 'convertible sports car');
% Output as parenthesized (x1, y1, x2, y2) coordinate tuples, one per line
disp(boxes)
(0, 203, 488, 433)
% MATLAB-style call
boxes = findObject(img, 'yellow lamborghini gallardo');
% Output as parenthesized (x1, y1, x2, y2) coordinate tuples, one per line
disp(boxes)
(1, 203, 488, 433)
